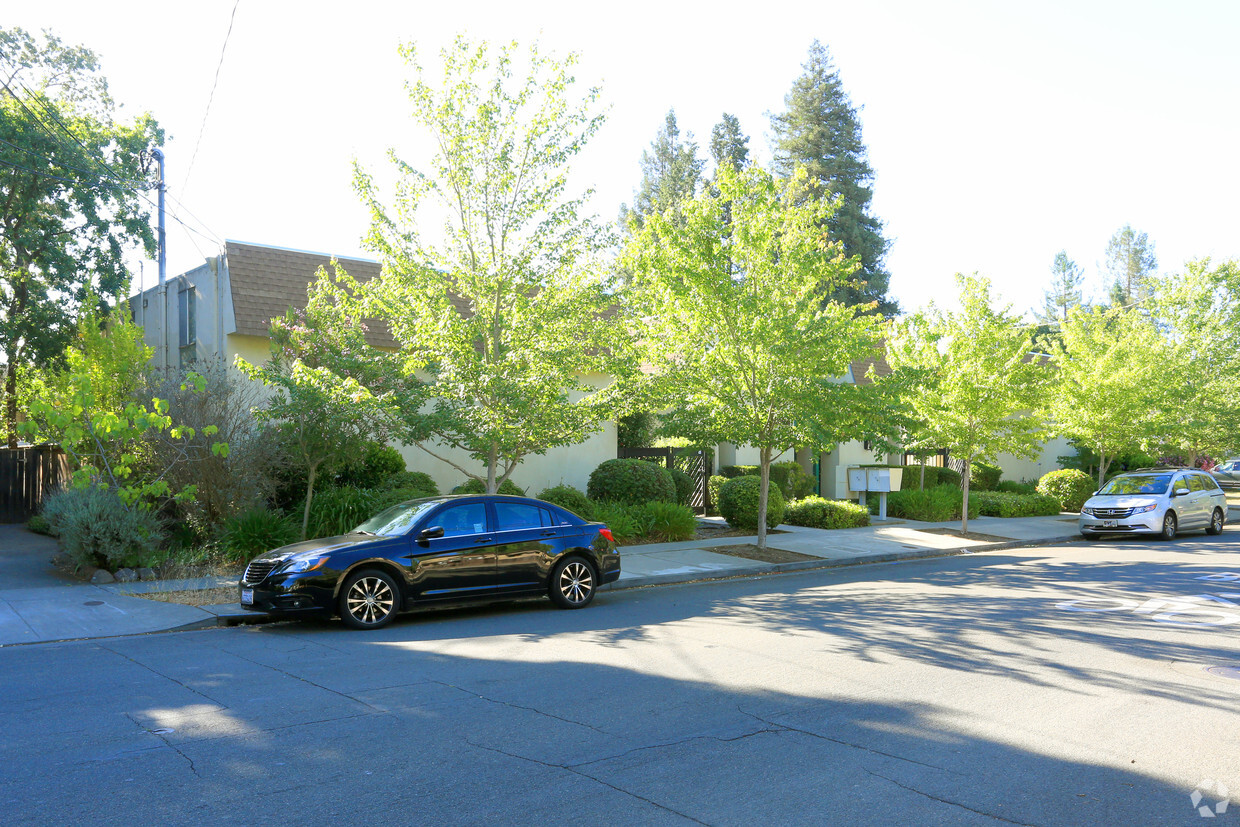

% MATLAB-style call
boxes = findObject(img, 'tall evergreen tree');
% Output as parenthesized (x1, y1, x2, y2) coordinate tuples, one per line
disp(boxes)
(620, 109, 704, 230)
(1036, 251, 1084, 325)
(1105, 224, 1157, 307)
(771, 41, 895, 316)
(709, 113, 750, 172)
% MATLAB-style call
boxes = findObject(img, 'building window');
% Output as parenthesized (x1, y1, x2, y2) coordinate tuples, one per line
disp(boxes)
(178, 287, 196, 347)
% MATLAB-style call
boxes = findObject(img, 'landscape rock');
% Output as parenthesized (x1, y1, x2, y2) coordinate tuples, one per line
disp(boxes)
(89, 569, 115, 584)
(114, 568, 138, 582)
(50, 552, 71, 569)
(137, 567, 158, 581)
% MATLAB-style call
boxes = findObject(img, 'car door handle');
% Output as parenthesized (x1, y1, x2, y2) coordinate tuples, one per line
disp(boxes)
(474, 537, 493, 545)
(540, 531, 556, 537)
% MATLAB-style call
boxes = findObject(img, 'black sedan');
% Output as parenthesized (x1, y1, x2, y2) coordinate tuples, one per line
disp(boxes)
(239, 495, 620, 630)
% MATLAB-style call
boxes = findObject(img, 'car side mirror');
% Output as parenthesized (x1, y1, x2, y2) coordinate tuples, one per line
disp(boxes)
(1173, 487, 1190, 497)
(418, 526, 445, 541)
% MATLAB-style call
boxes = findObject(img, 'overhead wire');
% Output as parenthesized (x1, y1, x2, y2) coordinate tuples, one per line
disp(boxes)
(181, 0, 242, 197)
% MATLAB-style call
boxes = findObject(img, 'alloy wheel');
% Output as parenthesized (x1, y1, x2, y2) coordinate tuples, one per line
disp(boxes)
(345, 575, 396, 626)
(551, 558, 596, 609)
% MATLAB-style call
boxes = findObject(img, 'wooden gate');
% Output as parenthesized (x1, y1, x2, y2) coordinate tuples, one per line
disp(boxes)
(0, 446, 69, 523)
(674, 449, 713, 514)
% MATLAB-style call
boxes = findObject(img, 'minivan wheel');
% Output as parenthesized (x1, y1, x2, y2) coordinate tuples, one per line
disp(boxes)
(1160, 512, 1178, 541)
(339, 568, 400, 630)
(549, 557, 597, 609)
(1207, 508, 1225, 536)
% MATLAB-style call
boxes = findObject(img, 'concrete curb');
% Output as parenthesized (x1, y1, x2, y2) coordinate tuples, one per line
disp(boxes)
(604, 533, 1086, 591)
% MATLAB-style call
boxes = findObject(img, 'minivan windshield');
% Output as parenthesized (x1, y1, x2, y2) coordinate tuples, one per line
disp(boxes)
(352, 500, 438, 536)
(1098, 474, 1172, 496)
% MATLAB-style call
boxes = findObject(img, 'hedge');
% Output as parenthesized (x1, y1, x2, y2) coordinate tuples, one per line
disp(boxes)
(718, 461, 815, 500)
(972, 491, 1062, 518)
(899, 465, 962, 490)
(784, 496, 870, 530)
(587, 458, 676, 505)
(536, 484, 593, 518)
(1036, 469, 1094, 512)
(881, 484, 979, 522)
(719, 475, 785, 530)
(969, 462, 1002, 491)
(451, 478, 526, 496)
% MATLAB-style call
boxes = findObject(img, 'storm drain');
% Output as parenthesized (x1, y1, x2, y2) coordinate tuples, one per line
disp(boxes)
(1205, 666, 1240, 681)
(83, 601, 103, 606)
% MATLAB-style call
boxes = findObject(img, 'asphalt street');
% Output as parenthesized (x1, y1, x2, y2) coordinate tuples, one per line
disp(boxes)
(3, 529, 1239, 825)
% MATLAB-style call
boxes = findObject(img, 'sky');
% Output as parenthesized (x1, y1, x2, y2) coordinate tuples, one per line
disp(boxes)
(10, 0, 1240, 318)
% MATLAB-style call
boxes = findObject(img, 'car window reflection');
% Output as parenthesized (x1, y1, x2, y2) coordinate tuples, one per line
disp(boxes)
(437, 504, 488, 537)
(353, 501, 438, 537)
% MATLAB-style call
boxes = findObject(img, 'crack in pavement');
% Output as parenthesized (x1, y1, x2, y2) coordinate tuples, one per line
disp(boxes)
(99, 643, 225, 706)
(865, 769, 1040, 826)
(222, 648, 388, 714)
(738, 707, 963, 775)
(431, 679, 610, 735)
(467, 739, 710, 825)
(125, 712, 201, 779)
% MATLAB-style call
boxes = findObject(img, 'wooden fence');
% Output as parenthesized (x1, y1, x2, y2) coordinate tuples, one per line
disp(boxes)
(0, 446, 69, 523)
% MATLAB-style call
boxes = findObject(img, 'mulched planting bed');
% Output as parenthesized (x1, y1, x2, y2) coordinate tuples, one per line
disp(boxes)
(914, 527, 1012, 543)
(696, 543, 819, 564)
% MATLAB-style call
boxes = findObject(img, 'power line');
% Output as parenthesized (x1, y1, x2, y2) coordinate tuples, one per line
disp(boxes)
(181, 0, 242, 196)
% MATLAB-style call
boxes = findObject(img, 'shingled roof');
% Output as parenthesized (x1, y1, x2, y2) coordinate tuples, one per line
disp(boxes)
(225, 240, 396, 348)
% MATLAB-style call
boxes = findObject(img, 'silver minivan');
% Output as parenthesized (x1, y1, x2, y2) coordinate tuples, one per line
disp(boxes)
(1079, 468, 1228, 540)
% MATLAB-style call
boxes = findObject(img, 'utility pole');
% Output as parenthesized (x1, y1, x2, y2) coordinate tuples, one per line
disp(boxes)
(152, 148, 168, 369)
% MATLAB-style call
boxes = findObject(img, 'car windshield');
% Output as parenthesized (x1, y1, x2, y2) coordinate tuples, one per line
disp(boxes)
(1098, 474, 1172, 496)
(352, 500, 439, 537)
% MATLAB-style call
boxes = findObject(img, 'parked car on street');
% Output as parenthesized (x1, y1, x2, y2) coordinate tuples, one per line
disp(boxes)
(1079, 468, 1228, 540)
(239, 495, 620, 629)
(1209, 458, 1240, 489)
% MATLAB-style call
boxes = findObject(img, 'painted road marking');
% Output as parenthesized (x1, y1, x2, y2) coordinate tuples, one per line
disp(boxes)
(1056, 594, 1240, 627)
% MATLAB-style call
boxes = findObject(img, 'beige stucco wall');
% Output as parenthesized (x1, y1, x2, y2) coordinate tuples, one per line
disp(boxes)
(995, 436, 1075, 484)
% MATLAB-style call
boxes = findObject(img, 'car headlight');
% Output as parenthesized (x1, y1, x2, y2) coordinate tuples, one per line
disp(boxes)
(1081, 506, 1094, 516)
(284, 556, 328, 573)
(1133, 504, 1158, 513)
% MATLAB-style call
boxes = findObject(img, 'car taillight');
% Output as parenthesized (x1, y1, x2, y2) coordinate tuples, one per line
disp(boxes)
(598, 528, 615, 543)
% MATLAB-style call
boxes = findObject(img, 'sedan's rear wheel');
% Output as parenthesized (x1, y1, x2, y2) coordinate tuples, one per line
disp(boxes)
(1207, 508, 1225, 536)
(549, 557, 597, 609)
(1160, 512, 1178, 541)
(339, 569, 400, 630)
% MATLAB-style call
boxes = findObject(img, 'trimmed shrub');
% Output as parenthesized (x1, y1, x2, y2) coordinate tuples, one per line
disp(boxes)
(899, 465, 962, 490)
(1037, 469, 1094, 512)
(451, 478, 526, 496)
(221, 508, 298, 559)
(45, 486, 167, 570)
(784, 496, 870, 530)
(707, 475, 727, 514)
(335, 442, 407, 488)
(937, 467, 962, 488)
(882, 484, 979, 522)
(719, 465, 757, 479)
(27, 514, 54, 536)
(972, 491, 1062, 518)
(536, 485, 593, 518)
(669, 467, 695, 506)
(719, 475, 785, 530)
(996, 480, 1037, 495)
(969, 462, 1002, 491)
(587, 458, 676, 505)
(718, 462, 814, 500)
(380, 471, 439, 496)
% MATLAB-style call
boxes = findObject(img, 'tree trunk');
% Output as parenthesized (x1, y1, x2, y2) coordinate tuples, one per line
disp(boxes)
(486, 445, 498, 494)
(1097, 449, 1110, 490)
(919, 461, 926, 491)
(301, 463, 318, 541)
(960, 458, 971, 535)
(757, 446, 772, 550)
(4, 362, 17, 449)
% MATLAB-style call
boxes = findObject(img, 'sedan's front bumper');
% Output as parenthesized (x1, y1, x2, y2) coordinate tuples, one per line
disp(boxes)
(239, 574, 335, 615)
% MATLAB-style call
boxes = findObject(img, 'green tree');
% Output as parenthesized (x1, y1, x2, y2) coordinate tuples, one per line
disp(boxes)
(887, 275, 1050, 534)
(354, 37, 629, 494)
(1048, 306, 1163, 488)
(620, 109, 705, 229)
(1036, 251, 1084, 326)
(623, 164, 896, 550)
(1147, 259, 1240, 466)
(1105, 224, 1157, 307)
(0, 27, 162, 446)
(237, 263, 415, 539)
(709, 112, 750, 172)
(771, 40, 895, 316)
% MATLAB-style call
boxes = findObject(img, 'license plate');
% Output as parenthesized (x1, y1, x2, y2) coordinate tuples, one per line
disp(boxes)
(1103, 520, 1117, 528)
(241, 589, 253, 606)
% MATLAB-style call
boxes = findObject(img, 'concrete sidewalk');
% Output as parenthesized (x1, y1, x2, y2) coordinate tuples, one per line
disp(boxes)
(0, 513, 1094, 647)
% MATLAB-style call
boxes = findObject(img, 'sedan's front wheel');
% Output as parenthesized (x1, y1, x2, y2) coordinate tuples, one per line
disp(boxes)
(549, 557, 597, 609)
(1160, 512, 1178, 541)
(339, 569, 400, 630)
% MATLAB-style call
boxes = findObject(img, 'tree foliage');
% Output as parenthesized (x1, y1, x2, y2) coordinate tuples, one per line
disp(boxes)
(0, 27, 162, 446)
(771, 41, 895, 316)
(623, 164, 896, 549)
(887, 275, 1050, 533)
(1048, 305, 1163, 487)
(354, 37, 629, 493)
(1105, 224, 1157, 307)
(1036, 250, 1084, 326)
(709, 113, 750, 172)
(620, 109, 705, 229)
